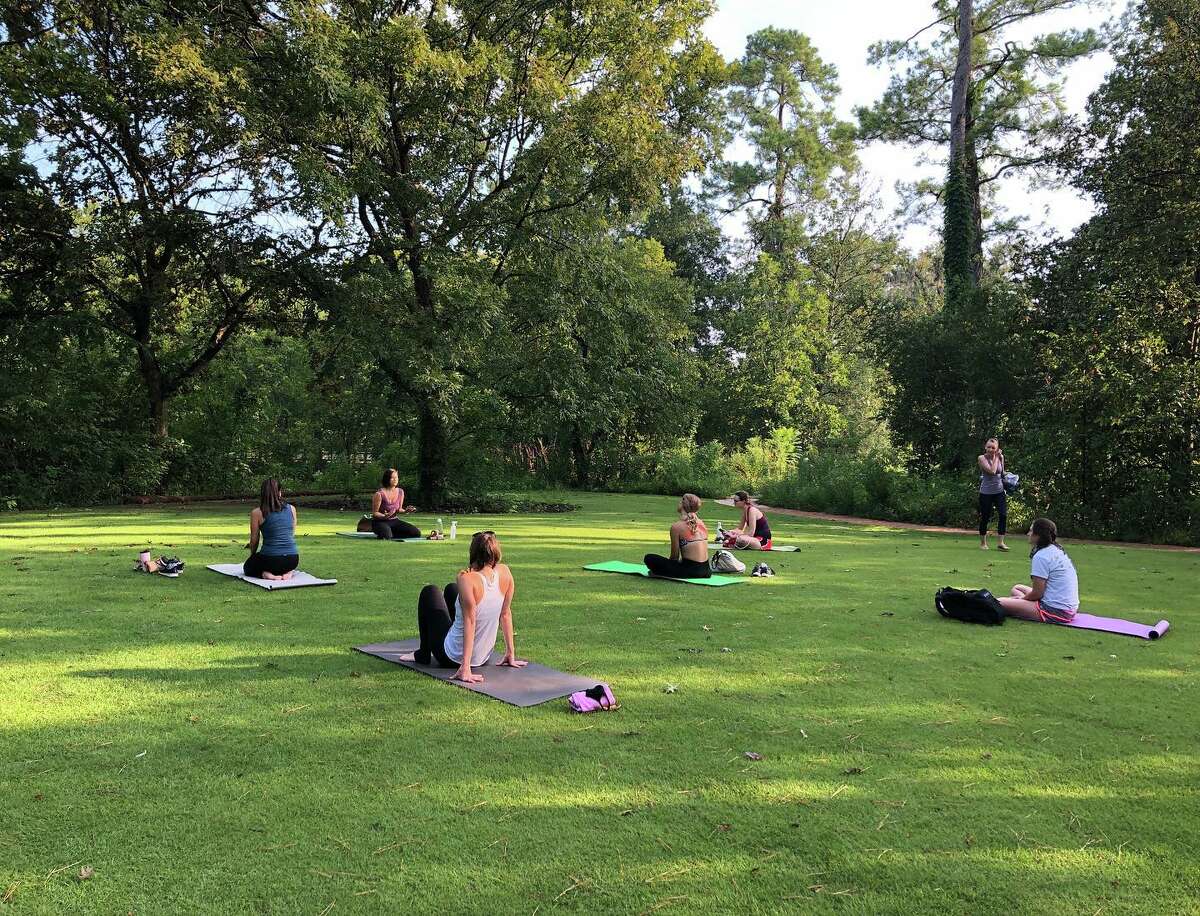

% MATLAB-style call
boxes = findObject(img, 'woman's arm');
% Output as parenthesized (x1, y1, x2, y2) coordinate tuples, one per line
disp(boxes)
(371, 490, 387, 519)
(497, 568, 526, 667)
(453, 571, 483, 683)
(396, 487, 407, 513)
(668, 523, 680, 561)
(978, 454, 1000, 474)
(246, 509, 262, 553)
(291, 504, 298, 528)
(1026, 576, 1047, 602)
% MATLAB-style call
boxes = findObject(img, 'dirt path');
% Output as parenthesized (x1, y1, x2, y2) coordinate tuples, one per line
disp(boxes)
(714, 499, 1200, 554)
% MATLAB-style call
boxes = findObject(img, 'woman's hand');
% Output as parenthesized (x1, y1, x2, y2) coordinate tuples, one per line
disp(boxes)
(498, 654, 527, 668)
(405, 505, 418, 513)
(453, 665, 484, 684)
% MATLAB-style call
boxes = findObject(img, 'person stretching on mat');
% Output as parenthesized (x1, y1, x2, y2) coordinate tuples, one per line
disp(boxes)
(644, 493, 711, 579)
(244, 478, 298, 580)
(724, 490, 772, 549)
(978, 437, 1009, 551)
(372, 468, 421, 540)
(400, 531, 525, 683)
(997, 518, 1079, 622)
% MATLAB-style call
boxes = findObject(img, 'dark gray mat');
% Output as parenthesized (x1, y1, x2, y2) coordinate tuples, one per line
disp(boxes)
(352, 639, 599, 707)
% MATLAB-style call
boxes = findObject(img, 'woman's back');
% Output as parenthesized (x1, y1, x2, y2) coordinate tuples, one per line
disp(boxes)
(445, 565, 508, 666)
(259, 506, 297, 556)
(1032, 546, 1079, 611)
(674, 519, 708, 562)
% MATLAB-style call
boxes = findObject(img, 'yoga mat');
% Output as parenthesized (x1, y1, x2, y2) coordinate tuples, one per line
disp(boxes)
(709, 540, 800, 552)
(335, 532, 445, 542)
(583, 560, 744, 587)
(206, 563, 337, 590)
(1060, 613, 1170, 640)
(353, 639, 598, 707)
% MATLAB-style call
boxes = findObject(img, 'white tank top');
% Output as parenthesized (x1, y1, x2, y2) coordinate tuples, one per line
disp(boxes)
(443, 568, 503, 666)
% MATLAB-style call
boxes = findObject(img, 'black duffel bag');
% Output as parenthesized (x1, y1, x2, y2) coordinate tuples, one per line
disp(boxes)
(935, 586, 1006, 625)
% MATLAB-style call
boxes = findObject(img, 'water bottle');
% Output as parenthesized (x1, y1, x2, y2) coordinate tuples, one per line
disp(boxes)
(450, 518, 457, 540)
(437, 517, 444, 537)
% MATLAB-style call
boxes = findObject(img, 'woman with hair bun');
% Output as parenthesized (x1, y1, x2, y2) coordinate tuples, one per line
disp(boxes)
(997, 518, 1079, 622)
(643, 493, 711, 579)
(400, 531, 525, 684)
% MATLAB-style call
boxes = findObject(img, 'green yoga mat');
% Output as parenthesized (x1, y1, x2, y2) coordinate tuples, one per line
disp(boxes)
(583, 560, 744, 587)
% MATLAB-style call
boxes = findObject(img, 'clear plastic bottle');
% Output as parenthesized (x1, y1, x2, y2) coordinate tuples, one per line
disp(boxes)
(450, 518, 457, 540)
(437, 517, 444, 537)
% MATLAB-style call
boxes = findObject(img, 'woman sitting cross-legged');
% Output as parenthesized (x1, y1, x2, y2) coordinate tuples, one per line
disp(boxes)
(244, 478, 298, 580)
(400, 531, 525, 683)
(997, 518, 1079, 623)
(723, 490, 772, 549)
(371, 468, 422, 539)
(643, 493, 711, 579)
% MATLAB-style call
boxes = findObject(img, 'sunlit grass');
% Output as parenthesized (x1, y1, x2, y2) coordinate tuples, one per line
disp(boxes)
(1, 492, 1197, 913)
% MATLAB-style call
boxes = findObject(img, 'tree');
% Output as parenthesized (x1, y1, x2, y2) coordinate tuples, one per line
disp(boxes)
(857, 0, 1102, 309)
(717, 27, 856, 255)
(0, 0, 317, 446)
(270, 0, 724, 504)
(1021, 0, 1200, 540)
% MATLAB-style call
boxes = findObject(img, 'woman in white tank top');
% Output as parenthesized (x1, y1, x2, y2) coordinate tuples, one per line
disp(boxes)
(402, 531, 526, 683)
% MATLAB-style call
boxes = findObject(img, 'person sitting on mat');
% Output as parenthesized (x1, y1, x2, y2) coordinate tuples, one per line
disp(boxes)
(644, 493, 711, 579)
(724, 490, 772, 549)
(997, 518, 1078, 622)
(372, 468, 421, 540)
(400, 531, 526, 683)
(244, 478, 298, 580)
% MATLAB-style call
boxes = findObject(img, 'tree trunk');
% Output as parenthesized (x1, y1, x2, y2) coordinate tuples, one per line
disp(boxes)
(944, 0, 976, 310)
(417, 405, 449, 508)
(570, 424, 593, 488)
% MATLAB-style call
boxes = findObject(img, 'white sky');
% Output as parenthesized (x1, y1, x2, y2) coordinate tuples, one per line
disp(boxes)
(703, 0, 1127, 251)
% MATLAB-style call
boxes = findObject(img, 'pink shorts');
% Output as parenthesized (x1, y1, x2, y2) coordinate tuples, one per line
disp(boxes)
(1037, 602, 1077, 624)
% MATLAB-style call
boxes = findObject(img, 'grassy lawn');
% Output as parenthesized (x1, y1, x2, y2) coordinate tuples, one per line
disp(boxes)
(1, 492, 1197, 914)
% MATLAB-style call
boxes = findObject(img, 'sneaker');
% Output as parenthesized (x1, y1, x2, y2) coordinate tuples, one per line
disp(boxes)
(761, 564, 775, 577)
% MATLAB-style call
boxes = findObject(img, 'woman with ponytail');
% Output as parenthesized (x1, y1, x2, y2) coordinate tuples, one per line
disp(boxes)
(998, 518, 1079, 622)
(644, 493, 711, 579)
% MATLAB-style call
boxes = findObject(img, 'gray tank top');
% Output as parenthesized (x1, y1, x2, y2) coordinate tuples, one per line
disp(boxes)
(979, 458, 1004, 495)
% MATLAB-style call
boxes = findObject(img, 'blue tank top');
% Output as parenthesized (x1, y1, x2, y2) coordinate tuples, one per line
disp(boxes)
(259, 505, 297, 556)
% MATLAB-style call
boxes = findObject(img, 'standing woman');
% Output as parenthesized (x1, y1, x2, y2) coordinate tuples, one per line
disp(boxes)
(726, 490, 772, 550)
(998, 518, 1079, 622)
(977, 437, 1009, 551)
(372, 468, 422, 540)
(401, 531, 526, 683)
(244, 478, 298, 580)
(644, 493, 711, 579)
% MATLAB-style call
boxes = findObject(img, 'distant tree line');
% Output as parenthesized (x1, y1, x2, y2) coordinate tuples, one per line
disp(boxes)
(1, 0, 1196, 543)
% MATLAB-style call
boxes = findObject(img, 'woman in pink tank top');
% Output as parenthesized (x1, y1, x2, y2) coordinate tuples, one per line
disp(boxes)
(371, 468, 421, 540)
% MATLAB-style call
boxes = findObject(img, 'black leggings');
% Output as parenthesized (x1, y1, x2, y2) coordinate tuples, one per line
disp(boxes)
(643, 554, 711, 579)
(415, 582, 461, 667)
(979, 491, 1008, 537)
(373, 517, 422, 540)
(244, 553, 299, 578)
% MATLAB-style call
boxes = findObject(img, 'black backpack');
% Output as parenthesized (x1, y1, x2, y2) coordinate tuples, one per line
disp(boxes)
(935, 587, 1006, 626)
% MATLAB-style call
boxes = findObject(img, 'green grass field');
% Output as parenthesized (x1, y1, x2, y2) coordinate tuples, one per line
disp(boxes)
(2, 493, 1197, 914)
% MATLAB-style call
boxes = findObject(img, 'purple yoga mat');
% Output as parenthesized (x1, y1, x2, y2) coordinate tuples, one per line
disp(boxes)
(1060, 613, 1170, 640)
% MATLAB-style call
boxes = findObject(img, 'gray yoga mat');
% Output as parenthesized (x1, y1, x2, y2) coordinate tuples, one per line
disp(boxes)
(709, 540, 800, 552)
(207, 563, 337, 590)
(335, 531, 445, 542)
(353, 639, 598, 707)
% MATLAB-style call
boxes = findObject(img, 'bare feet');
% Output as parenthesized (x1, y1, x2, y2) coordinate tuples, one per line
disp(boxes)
(397, 652, 416, 662)
(980, 542, 988, 550)
(262, 571, 282, 580)
(280, 570, 295, 580)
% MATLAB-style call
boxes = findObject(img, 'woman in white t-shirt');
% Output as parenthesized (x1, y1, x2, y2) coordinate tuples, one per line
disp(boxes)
(400, 531, 526, 683)
(998, 518, 1079, 623)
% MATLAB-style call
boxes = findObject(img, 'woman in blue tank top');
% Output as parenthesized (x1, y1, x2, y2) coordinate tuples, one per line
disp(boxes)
(244, 478, 299, 580)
